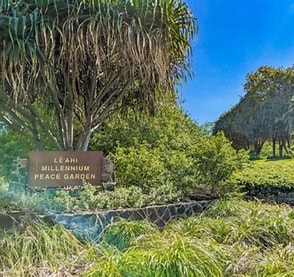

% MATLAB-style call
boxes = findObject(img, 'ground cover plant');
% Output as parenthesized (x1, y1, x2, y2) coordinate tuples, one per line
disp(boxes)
(233, 158, 294, 197)
(0, 183, 182, 213)
(2, 197, 294, 276)
(0, 220, 94, 276)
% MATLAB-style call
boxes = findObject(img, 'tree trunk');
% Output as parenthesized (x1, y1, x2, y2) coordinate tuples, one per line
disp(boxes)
(278, 139, 284, 157)
(253, 139, 266, 154)
(56, 102, 74, 150)
(76, 130, 93, 151)
(272, 137, 276, 156)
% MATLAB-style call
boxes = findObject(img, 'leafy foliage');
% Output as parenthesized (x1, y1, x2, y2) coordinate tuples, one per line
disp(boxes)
(113, 144, 167, 192)
(233, 158, 294, 196)
(0, 0, 195, 150)
(0, 131, 32, 181)
(92, 102, 199, 192)
(167, 197, 294, 276)
(102, 219, 157, 252)
(0, 101, 248, 209)
(0, 221, 91, 276)
(215, 66, 294, 155)
(0, 182, 181, 213)
(193, 132, 249, 195)
(2, 198, 294, 276)
(0, 103, 249, 212)
(92, 103, 248, 197)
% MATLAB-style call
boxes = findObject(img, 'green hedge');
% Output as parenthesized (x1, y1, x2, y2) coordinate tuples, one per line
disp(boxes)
(233, 159, 294, 195)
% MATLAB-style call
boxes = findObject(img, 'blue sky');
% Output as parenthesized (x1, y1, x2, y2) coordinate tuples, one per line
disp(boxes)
(180, 0, 294, 125)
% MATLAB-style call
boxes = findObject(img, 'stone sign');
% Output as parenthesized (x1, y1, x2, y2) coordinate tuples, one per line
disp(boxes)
(28, 151, 103, 188)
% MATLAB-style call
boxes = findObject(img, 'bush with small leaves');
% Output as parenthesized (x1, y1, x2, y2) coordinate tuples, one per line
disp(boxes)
(193, 132, 249, 196)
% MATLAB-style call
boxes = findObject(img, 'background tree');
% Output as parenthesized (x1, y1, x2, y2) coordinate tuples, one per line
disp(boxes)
(244, 66, 294, 156)
(213, 95, 267, 154)
(0, 0, 195, 150)
(215, 66, 294, 156)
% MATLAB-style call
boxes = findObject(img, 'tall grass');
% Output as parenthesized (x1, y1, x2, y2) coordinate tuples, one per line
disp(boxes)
(0, 220, 94, 276)
(2, 197, 294, 276)
(101, 219, 158, 251)
(87, 233, 225, 277)
(164, 197, 294, 276)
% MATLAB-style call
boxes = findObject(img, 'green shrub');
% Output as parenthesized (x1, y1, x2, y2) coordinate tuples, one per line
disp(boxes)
(0, 182, 181, 213)
(193, 132, 249, 195)
(0, 131, 32, 182)
(91, 103, 205, 195)
(160, 149, 197, 194)
(113, 144, 167, 193)
(233, 159, 294, 195)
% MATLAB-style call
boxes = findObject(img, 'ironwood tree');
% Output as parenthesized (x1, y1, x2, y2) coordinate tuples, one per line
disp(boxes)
(214, 66, 294, 156)
(0, 0, 195, 150)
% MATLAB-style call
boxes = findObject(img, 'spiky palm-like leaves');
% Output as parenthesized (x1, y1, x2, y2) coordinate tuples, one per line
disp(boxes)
(0, 0, 195, 150)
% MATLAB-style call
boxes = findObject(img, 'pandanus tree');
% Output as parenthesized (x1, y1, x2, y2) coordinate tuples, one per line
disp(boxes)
(0, 0, 195, 150)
